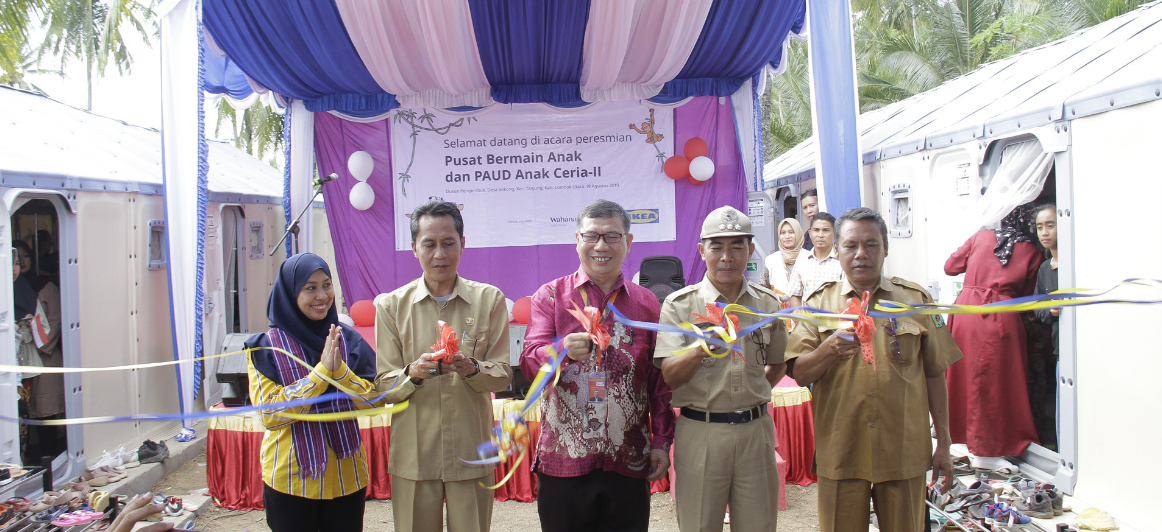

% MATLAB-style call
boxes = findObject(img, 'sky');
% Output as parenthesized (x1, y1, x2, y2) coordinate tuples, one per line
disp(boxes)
(25, 22, 164, 131)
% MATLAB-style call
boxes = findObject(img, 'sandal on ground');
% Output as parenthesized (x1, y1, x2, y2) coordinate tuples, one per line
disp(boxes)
(0, 465, 26, 479)
(163, 497, 183, 517)
(31, 506, 68, 523)
(51, 510, 104, 527)
(5, 498, 29, 513)
(88, 492, 110, 513)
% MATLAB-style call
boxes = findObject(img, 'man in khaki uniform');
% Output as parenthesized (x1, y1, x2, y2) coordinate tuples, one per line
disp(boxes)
(654, 206, 788, 532)
(786, 207, 961, 532)
(376, 201, 513, 532)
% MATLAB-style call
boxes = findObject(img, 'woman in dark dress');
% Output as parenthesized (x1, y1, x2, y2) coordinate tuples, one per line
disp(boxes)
(944, 206, 1042, 473)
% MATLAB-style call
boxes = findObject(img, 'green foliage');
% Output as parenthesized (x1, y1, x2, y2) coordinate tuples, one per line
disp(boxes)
(0, 0, 152, 109)
(214, 99, 285, 167)
(764, 0, 1143, 162)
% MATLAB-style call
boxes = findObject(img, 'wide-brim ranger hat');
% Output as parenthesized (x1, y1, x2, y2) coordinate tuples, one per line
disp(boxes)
(701, 206, 754, 239)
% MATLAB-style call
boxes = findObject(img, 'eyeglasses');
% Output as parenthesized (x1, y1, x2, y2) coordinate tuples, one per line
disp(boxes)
(883, 318, 901, 362)
(750, 329, 769, 365)
(579, 232, 625, 244)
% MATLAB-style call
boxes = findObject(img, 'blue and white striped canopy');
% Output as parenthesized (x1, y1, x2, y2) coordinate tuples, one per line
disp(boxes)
(202, 0, 805, 114)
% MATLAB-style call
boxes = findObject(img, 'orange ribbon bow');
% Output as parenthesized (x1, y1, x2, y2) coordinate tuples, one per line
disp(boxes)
(691, 302, 740, 332)
(567, 303, 612, 354)
(430, 320, 460, 363)
(843, 291, 878, 367)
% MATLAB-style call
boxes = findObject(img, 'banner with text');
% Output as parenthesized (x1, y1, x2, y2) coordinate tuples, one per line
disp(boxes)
(390, 101, 675, 250)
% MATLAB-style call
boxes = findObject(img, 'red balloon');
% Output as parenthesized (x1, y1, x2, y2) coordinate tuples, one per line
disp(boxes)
(684, 137, 709, 159)
(663, 156, 689, 180)
(687, 175, 708, 186)
(350, 300, 376, 327)
(512, 296, 533, 324)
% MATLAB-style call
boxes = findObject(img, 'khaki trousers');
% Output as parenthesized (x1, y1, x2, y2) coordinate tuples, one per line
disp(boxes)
(817, 475, 927, 532)
(673, 414, 780, 532)
(390, 476, 493, 532)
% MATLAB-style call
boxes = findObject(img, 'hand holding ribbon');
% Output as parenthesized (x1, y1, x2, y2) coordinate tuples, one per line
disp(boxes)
(844, 291, 877, 367)
(566, 303, 611, 362)
(430, 320, 460, 363)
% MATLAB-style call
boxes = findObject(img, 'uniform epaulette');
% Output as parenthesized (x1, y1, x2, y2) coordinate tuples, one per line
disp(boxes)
(890, 277, 934, 302)
(664, 284, 700, 303)
(804, 280, 838, 303)
(750, 282, 779, 299)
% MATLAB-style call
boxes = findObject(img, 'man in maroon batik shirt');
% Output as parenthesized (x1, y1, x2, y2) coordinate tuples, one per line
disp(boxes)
(521, 199, 675, 532)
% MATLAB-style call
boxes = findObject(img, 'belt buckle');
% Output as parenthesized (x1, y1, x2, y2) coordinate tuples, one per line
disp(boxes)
(729, 408, 752, 425)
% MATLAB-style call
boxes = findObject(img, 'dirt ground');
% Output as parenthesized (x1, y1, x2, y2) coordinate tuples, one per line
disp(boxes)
(158, 451, 821, 531)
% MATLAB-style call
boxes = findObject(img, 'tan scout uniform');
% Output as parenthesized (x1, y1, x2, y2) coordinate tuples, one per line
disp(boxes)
(655, 277, 788, 532)
(376, 276, 513, 532)
(786, 276, 963, 532)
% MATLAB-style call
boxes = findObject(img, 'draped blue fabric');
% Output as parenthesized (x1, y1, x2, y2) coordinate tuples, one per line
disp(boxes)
(662, 0, 806, 98)
(200, 0, 806, 111)
(202, 41, 253, 100)
(201, 0, 385, 113)
(467, 0, 591, 104)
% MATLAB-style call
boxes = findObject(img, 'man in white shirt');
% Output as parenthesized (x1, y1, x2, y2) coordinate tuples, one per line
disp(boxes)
(788, 212, 844, 307)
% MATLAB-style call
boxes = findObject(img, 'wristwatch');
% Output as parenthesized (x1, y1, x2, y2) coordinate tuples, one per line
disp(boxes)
(466, 357, 481, 378)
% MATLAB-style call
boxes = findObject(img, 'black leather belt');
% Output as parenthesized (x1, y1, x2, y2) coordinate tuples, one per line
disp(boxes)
(680, 404, 768, 424)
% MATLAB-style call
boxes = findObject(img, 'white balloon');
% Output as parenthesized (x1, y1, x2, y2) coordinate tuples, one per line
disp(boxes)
(374, 293, 390, 307)
(348, 151, 374, 182)
(337, 313, 355, 327)
(689, 156, 715, 182)
(631, 271, 641, 285)
(349, 181, 375, 210)
(505, 298, 515, 322)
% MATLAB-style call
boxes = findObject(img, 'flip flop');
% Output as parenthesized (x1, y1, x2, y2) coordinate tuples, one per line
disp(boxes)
(51, 510, 104, 527)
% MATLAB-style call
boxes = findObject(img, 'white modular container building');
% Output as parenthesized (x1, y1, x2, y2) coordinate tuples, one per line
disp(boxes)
(764, 3, 1162, 529)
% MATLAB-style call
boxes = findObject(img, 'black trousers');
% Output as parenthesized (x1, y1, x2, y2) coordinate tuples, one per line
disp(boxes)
(263, 484, 366, 532)
(536, 470, 650, 532)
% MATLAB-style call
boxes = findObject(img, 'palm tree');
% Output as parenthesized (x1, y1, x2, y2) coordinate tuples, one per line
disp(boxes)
(765, 0, 1142, 160)
(36, 0, 153, 110)
(214, 99, 286, 167)
(764, 40, 814, 161)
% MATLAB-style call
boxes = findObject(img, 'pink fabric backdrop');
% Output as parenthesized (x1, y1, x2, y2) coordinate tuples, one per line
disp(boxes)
(314, 96, 746, 307)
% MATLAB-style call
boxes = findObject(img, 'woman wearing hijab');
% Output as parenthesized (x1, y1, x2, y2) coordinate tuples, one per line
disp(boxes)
(244, 253, 377, 532)
(943, 205, 1042, 473)
(759, 218, 804, 302)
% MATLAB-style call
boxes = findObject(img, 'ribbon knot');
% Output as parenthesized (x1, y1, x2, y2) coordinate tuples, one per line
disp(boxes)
(430, 320, 460, 363)
(843, 291, 878, 367)
(567, 303, 612, 353)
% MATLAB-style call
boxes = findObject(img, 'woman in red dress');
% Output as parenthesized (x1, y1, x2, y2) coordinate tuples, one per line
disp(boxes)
(944, 206, 1042, 472)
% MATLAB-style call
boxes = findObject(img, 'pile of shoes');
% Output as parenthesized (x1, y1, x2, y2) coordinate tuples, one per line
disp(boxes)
(928, 474, 1071, 531)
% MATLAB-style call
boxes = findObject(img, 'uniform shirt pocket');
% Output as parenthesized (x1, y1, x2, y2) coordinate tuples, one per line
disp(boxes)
(460, 331, 489, 360)
(888, 320, 922, 365)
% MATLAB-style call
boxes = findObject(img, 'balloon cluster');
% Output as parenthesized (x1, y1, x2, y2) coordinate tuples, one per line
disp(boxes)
(663, 138, 716, 185)
(347, 151, 376, 211)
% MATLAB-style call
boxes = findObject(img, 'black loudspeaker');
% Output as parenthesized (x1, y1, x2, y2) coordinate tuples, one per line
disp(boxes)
(639, 256, 685, 304)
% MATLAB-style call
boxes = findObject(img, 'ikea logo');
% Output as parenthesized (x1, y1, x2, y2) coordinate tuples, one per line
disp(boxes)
(628, 209, 660, 224)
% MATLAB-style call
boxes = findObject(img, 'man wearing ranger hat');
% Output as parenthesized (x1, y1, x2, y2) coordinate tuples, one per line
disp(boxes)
(653, 205, 788, 532)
